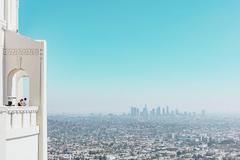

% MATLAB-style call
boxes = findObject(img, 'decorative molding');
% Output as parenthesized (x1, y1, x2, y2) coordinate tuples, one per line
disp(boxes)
(0, 106, 39, 114)
(3, 48, 43, 56)
(40, 48, 44, 58)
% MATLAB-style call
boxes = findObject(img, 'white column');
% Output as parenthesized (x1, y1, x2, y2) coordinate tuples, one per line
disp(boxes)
(5, 0, 19, 32)
(0, 0, 4, 21)
(31, 112, 36, 126)
(0, 4, 6, 160)
(0, 21, 4, 107)
(23, 112, 30, 128)
(0, 112, 7, 160)
(12, 111, 22, 128)
(38, 41, 47, 160)
(5, 112, 12, 129)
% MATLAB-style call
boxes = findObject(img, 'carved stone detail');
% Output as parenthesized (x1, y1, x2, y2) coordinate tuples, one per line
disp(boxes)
(3, 48, 43, 56)
(0, 106, 39, 114)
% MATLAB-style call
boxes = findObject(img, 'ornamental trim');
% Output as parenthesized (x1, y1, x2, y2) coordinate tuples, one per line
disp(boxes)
(3, 48, 43, 56)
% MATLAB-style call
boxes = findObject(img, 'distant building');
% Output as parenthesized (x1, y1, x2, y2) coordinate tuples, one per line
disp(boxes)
(142, 104, 148, 117)
(150, 108, 155, 116)
(162, 108, 166, 115)
(156, 106, 161, 116)
(175, 109, 179, 115)
(166, 106, 170, 115)
(201, 110, 206, 116)
(130, 107, 135, 116)
(130, 107, 139, 117)
(136, 108, 139, 116)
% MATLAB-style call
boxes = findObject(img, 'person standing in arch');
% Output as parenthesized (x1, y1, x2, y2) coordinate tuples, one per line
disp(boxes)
(23, 97, 27, 106)
(18, 99, 24, 106)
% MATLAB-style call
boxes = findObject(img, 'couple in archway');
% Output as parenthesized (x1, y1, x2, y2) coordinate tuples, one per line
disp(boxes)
(18, 98, 27, 106)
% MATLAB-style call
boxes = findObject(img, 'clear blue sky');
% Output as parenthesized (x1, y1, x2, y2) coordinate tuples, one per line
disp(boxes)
(20, 0, 240, 114)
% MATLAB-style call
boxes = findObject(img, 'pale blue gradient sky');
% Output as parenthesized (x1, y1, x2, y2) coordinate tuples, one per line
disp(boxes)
(19, 0, 240, 114)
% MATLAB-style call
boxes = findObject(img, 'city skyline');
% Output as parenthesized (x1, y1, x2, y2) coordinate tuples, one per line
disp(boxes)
(2, 1, 240, 160)
(130, 105, 206, 117)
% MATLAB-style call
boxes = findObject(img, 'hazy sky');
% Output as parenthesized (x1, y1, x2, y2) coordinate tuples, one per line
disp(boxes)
(20, 0, 240, 114)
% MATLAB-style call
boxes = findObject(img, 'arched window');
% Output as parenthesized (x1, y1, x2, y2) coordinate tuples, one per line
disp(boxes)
(18, 76, 30, 105)
(7, 69, 30, 106)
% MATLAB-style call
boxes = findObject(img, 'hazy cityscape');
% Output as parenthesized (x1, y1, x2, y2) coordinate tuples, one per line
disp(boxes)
(1, 0, 239, 160)
(48, 106, 240, 160)
(129, 105, 205, 118)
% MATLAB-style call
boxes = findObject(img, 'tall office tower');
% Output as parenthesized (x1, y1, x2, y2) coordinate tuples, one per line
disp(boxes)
(156, 106, 161, 116)
(142, 104, 148, 117)
(175, 108, 179, 115)
(132, 107, 140, 117)
(150, 108, 155, 116)
(0, 1, 47, 160)
(131, 107, 139, 117)
(130, 107, 134, 116)
(136, 108, 139, 116)
(162, 108, 165, 115)
(166, 106, 169, 115)
(201, 110, 206, 116)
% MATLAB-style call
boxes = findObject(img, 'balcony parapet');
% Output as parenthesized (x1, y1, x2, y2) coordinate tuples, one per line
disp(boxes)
(0, 106, 39, 129)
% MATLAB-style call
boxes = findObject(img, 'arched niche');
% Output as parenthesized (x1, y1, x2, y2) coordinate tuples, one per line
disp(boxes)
(7, 68, 30, 105)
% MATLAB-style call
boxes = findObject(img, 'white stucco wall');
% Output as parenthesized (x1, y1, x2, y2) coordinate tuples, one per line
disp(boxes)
(6, 135, 38, 160)
(5, 0, 19, 32)
(0, 113, 7, 160)
(3, 31, 47, 160)
(4, 31, 42, 106)
(0, 1, 47, 160)
(0, 0, 4, 22)
(0, 1, 6, 158)
(0, 0, 4, 106)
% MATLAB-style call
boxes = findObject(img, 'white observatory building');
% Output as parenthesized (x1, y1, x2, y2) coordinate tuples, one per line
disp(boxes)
(0, 0, 47, 160)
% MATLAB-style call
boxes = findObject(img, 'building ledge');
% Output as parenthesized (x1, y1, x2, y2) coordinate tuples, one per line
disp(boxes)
(6, 126, 39, 140)
(0, 106, 39, 114)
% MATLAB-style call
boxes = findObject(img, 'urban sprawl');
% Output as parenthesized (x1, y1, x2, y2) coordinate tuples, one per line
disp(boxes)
(48, 106, 240, 160)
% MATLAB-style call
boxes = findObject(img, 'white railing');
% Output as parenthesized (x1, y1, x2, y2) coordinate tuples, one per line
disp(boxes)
(0, 106, 39, 129)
